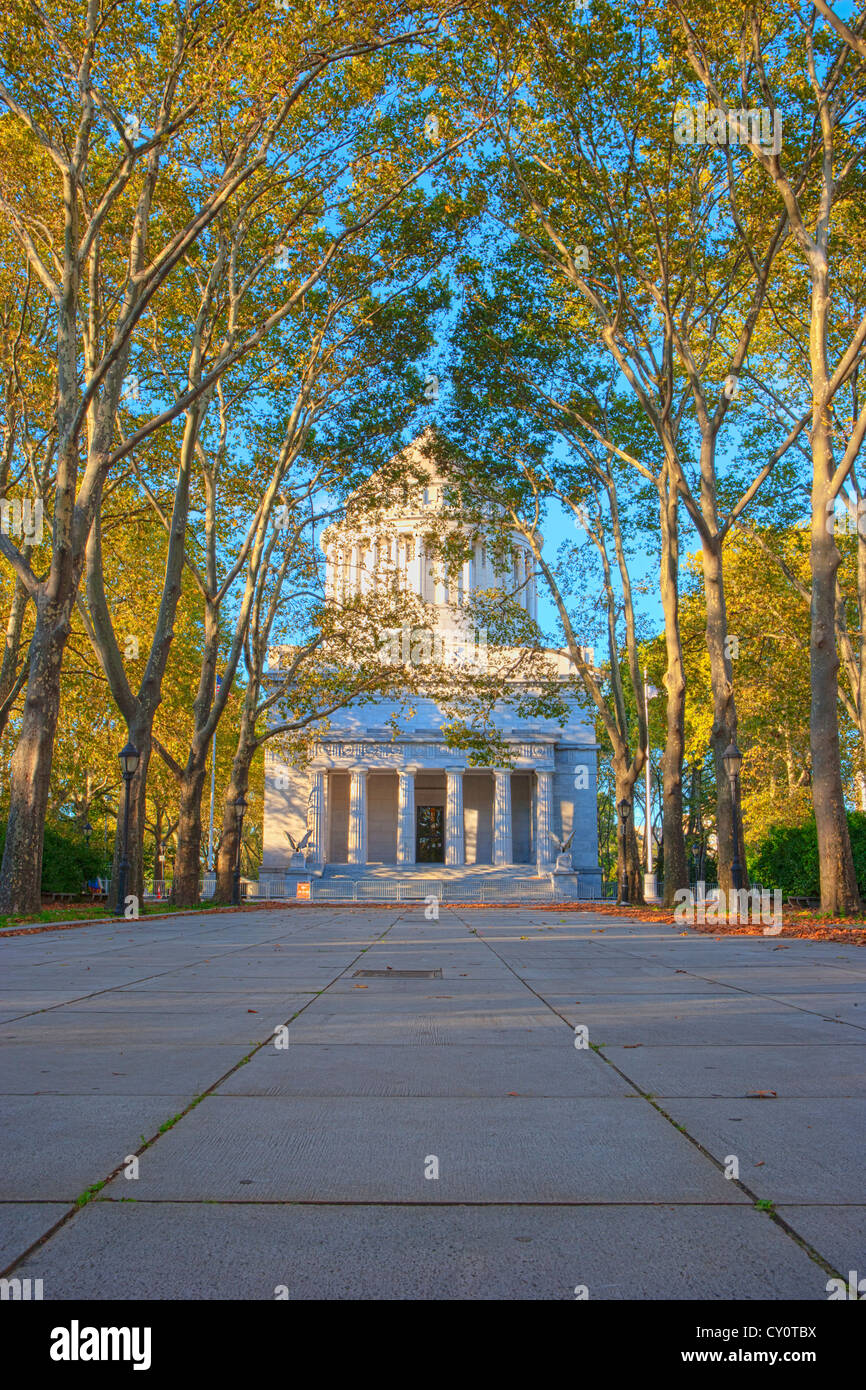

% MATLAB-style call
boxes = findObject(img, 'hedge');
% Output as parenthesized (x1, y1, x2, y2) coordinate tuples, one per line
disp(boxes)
(749, 812, 866, 898)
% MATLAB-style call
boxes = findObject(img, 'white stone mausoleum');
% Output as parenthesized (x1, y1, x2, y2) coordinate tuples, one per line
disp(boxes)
(261, 435, 601, 889)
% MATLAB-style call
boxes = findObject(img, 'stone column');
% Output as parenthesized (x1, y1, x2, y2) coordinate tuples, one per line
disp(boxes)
(492, 768, 513, 866)
(347, 767, 368, 865)
(397, 765, 418, 865)
(350, 544, 360, 599)
(535, 769, 554, 866)
(309, 767, 328, 864)
(445, 768, 465, 866)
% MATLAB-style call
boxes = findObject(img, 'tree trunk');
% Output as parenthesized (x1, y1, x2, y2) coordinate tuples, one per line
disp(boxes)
(215, 739, 255, 902)
(658, 473, 688, 906)
(613, 762, 644, 906)
(811, 474, 860, 912)
(172, 755, 209, 907)
(700, 535, 747, 893)
(0, 597, 71, 913)
(0, 575, 31, 742)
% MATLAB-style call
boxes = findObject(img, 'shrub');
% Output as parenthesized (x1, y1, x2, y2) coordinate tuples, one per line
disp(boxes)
(749, 813, 866, 898)
(0, 822, 106, 895)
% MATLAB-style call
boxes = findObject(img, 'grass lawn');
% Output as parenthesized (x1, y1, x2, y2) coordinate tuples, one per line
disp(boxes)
(0, 898, 229, 935)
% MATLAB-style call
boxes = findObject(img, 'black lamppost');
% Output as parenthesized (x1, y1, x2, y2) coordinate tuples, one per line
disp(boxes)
(232, 793, 248, 907)
(617, 796, 631, 905)
(84, 821, 92, 848)
(723, 741, 744, 892)
(692, 839, 702, 883)
(115, 740, 140, 915)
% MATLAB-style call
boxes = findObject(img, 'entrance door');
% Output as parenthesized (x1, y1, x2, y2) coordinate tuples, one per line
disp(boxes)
(416, 805, 444, 863)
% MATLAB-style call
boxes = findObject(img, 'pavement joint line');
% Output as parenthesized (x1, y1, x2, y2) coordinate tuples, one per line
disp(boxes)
(0, 911, 407, 1280)
(447, 907, 848, 1286)
(0, 919, 392, 1024)
(83, 1197, 766, 1207)
(654, 967, 866, 1032)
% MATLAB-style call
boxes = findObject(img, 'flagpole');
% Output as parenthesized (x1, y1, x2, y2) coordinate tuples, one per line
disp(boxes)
(207, 673, 221, 875)
(644, 667, 652, 876)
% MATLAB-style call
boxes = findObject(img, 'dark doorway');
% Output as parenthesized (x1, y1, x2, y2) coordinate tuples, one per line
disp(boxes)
(416, 805, 444, 863)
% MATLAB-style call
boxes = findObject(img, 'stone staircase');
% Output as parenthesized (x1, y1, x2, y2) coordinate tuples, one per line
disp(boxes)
(321, 862, 546, 883)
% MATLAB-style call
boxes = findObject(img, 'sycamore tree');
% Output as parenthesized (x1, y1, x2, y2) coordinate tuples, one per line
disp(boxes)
(0, 0, 473, 914)
(454, 0, 823, 897)
(671, 0, 866, 911)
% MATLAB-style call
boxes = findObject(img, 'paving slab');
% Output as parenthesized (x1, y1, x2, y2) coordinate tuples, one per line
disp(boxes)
(98, 1094, 744, 1203)
(7, 1201, 827, 1300)
(215, 1042, 632, 1097)
(777, 1206, 866, 1280)
(0, 1094, 193, 1200)
(282, 1012, 566, 1044)
(0, 1203, 67, 1269)
(660, 1098, 866, 1203)
(602, 1044, 866, 1098)
(0, 1042, 250, 1096)
(531, 995, 860, 1046)
(0, 1010, 280, 1047)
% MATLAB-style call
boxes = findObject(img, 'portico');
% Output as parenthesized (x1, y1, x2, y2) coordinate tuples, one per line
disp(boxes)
(313, 756, 550, 867)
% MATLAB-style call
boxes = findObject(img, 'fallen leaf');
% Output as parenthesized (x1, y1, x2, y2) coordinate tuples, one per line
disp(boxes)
(353, 984, 367, 989)
(746, 1090, 777, 1098)
(623, 1043, 642, 1049)
(247, 1009, 257, 1013)
(754, 1161, 765, 1167)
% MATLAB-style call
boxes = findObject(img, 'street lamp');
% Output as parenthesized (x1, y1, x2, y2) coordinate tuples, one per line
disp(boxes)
(617, 796, 631, 905)
(84, 821, 92, 847)
(232, 793, 248, 907)
(722, 741, 744, 892)
(115, 740, 140, 916)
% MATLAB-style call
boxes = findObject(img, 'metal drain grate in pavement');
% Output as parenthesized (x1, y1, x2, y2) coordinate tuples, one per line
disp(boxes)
(353, 969, 443, 979)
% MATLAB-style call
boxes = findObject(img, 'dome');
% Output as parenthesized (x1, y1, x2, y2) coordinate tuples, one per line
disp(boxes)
(320, 431, 539, 620)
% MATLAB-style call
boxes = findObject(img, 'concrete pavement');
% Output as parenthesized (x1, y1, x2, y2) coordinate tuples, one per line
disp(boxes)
(1, 906, 863, 1299)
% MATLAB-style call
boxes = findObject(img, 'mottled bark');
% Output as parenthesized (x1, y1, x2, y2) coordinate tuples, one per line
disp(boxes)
(658, 471, 688, 906)
(0, 594, 71, 911)
(172, 755, 209, 907)
(701, 536, 748, 892)
(811, 457, 860, 912)
(215, 738, 255, 902)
